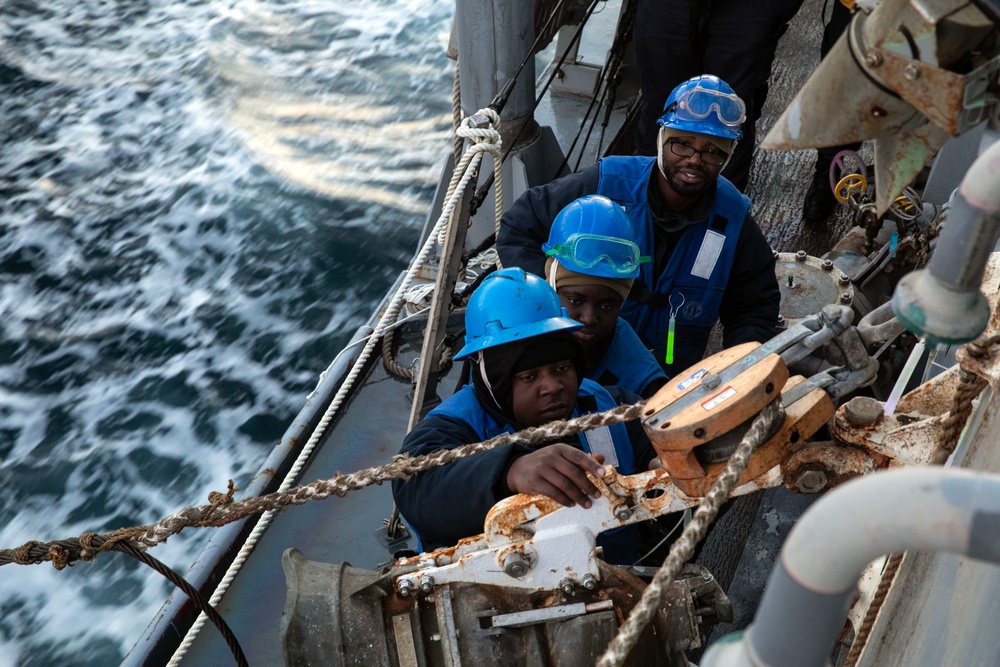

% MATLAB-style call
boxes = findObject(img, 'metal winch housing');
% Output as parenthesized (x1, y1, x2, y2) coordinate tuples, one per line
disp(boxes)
(280, 548, 730, 667)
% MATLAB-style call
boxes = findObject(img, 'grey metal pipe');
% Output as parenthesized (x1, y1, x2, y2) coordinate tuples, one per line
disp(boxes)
(700, 467, 1000, 667)
(455, 0, 535, 125)
(892, 139, 1000, 344)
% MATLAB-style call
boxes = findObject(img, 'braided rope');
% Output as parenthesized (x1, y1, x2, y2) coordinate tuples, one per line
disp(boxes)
(929, 334, 1000, 465)
(596, 400, 786, 667)
(843, 553, 904, 667)
(437, 109, 503, 249)
(166, 106, 503, 664)
(1, 402, 645, 569)
(452, 61, 463, 165)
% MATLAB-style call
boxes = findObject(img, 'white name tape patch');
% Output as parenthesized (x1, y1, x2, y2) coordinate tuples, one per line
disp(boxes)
(691, 230, 725, 280)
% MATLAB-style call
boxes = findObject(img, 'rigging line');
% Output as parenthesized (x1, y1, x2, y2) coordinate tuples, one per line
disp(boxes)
(567, 0, 634, 171)
(112, 541, 249, 667)
(470, 0, 603, 217)
(571, 67, 615, 172)
(490, 0, 572, 114)
(596, 0, 636, 156)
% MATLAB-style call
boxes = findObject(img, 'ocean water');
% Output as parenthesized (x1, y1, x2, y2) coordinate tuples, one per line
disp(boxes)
(0, 1, 454, 664)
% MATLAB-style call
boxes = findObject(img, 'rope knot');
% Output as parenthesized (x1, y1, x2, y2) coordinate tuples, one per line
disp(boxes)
(78, 532, 102, 559)
(207, 479, 238, 507)
(456, 108, 502, 152)
(13, 540, 44, 565)
(48, 544, 73, 571)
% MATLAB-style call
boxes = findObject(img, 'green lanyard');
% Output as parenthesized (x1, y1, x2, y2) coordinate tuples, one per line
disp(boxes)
(665, 293, 685, 365)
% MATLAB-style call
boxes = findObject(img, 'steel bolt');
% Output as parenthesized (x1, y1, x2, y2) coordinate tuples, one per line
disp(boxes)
(864, 51, 883, 67)
(776, 314, 785, 325)
(840, 292, 852, 304)
(560, 578, 576, 595)
(582, 574, 599, 591)
(839, 275, 851, 286)
(844, 396, 883, 427)
(903, 63, 921, 80)
(795, 250, 807, 261)
(468, 112, 491, 129)
(615, 506, 632, 521)
(822, 259, 834, 271)
(397, 578, 414, 597)
(701, 372, 721, 390)
(502, 553, 531, 578)
(419, 575, 435, 594)
(796, 468, 829, 494)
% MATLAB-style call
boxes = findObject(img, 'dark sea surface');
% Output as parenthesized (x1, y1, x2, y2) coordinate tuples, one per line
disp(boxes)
(0, 1, 453, 663)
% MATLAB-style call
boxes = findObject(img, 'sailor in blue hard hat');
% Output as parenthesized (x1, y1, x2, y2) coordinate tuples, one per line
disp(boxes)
(542, 195, 667, 398)
(655, 74, 744, 202)
(497, 75, 780, 377)
(392, 267, 656, 564)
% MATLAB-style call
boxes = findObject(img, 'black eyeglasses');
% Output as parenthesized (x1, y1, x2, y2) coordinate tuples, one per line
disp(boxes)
(665, 139, 727, 167)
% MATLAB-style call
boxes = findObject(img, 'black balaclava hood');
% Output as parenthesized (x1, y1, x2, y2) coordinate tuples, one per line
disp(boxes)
(470, 330, 585, 427)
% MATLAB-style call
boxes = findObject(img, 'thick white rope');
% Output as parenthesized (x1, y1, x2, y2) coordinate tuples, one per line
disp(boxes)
(167, 107, 502, 665)
(437, 110, 503, 251)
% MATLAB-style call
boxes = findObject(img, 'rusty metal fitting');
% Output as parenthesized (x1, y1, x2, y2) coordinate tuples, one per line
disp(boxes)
(838, 275, 851, 286)
(903, 63, 921, 80)
(843, 396, 883, 427)
(796, 467, 829, 494)
(418, 575, 435, 594)
(840, 292, 852, 304)
(582, 574, 599, 591)
(397, 578, 414, 597)
(822, 259, 834, 271)
(502, 553, 531, 578)
(864, 50, 883, 67)
(615, 506, 632, 521)
(795, 250, 807, 261)
(560, 578, 576, 595)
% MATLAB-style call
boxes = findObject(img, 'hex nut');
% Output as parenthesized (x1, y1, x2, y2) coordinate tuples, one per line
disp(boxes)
(795, 250, 807, 261)
(796, 468, 829, 494)
(582, 574, 599, 590)
(844, 396, 883, 427)
(502, 553, 530, 578)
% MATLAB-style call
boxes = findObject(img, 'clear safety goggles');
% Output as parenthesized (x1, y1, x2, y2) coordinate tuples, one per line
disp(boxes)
(545, 233, 650, 276)
(672, 86, 746, 127)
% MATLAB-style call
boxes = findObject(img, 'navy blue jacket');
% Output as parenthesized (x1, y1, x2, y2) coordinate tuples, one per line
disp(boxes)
(590, 318, 667, 398)
(392, 381, 655, 563)
(497, 158, 779, 375)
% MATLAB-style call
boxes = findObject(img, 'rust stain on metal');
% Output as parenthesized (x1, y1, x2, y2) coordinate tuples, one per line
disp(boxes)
(782, 442, 882, 492)
(485, 494, 561, 540)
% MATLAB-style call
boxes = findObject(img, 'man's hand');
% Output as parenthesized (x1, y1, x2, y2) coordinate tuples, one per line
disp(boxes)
(506, 444, 607, 508)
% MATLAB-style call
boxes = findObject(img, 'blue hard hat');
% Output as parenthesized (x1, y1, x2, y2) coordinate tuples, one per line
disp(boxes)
(455, 267, 582, 360)
(541, 195, 649, 279)
(657, 75, 745, 142)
